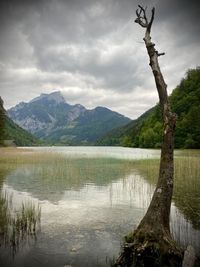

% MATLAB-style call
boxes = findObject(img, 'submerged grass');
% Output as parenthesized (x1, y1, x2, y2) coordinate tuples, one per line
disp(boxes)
(0, 191, 10, 237)
(10, 201, 41, 249)
(0, 192, 41, 253)
(132, 155, 200, 229)
(0, 148, 135, 192)
(0, 147, 199, 255)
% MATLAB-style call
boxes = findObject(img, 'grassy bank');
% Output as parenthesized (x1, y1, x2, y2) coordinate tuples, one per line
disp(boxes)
(132, 155, 200, 230)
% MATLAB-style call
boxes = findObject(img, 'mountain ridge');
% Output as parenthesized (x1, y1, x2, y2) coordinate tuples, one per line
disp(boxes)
(8, 91, 131, 145)
(97, 67, 200, 148)
(30, 91, 65, 104)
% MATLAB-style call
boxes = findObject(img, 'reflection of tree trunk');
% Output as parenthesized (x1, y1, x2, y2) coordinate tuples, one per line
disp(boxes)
(115, 6, 183, 266)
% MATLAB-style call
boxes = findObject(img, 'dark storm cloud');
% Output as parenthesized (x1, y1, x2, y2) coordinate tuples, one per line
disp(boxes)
(0, 0, 199, 118)
(156, 0, 200, 46)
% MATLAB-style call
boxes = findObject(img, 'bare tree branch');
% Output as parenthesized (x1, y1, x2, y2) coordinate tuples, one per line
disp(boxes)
(156, 50, 165, 57)
(138, 5, 147, 22)
(134, 5, 155, 36)
(135, 5, 148, 28)
(147, 7, 155, 34)
(135, 6, 165, 58)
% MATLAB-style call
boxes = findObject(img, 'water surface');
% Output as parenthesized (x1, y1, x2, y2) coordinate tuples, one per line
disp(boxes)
(0, 147, 199, 267)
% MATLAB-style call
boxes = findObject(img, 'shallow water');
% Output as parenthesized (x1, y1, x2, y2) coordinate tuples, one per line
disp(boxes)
(0, 147, 200, 267)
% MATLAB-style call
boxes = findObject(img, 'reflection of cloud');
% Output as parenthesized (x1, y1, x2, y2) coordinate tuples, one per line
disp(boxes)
(170, 204, 200, 251)
(4, 169, 200, 255)
(0, 0, 200, 118)
(3, 170, 154, 225)
(3, 164, 200, 253)
(2, 183, 40, 211)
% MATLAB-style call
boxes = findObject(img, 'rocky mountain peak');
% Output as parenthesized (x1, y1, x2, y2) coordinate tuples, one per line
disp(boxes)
(30, 91, 65, 104)
(7, 91, 131, 145)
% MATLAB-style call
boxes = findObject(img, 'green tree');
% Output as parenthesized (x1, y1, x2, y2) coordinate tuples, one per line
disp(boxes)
(122, 136, 132, 147)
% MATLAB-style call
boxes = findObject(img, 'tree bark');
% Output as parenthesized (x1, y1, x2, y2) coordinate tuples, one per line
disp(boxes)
(115, 6, 183, 267)
(138, 6, 177, 236)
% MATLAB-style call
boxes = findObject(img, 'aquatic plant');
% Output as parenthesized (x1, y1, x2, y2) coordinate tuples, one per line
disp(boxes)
(0, 192, 41, 253)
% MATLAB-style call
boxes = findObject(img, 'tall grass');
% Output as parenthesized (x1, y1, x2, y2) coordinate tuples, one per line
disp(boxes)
(132, 155, 200, 229)
(0, 192, 41, 253)
(0, 149, 135, 193)
(0, 147, 199, 255)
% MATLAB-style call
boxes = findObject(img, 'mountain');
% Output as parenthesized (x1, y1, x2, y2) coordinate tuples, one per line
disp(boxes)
(0, 96, 39, 146)
(97, 67, 200, 149)
(4, 116, 40, 146)
(8, 91, 131, 145)
(96, 108, 152, 147)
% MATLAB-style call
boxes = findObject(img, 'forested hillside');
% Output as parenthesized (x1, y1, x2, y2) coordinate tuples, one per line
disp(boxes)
(0, 96, 39, 146)
(97, 67, 200, 148)
(4, 116, 40, 146)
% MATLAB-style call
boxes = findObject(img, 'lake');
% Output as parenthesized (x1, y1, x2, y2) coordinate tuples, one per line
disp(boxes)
(0, 147, 199, 267)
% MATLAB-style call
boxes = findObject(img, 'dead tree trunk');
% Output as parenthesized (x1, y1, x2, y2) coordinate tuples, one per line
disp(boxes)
(115, 6, 183, 267)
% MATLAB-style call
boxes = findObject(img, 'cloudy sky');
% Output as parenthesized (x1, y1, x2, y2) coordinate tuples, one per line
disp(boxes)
(0, 0, 199, 119)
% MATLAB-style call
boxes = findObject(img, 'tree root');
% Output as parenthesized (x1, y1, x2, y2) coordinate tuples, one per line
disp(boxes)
(114, 228, 183, 267)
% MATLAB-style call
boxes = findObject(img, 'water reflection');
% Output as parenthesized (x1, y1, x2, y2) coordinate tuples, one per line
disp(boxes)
(133, 156, 200, 230)
(171, 205, 200, 251)
(29, 146, 162, 159)
(0, 148, 199, 267)
(0, 163, 41, 259)
(4, 158, 136, 203)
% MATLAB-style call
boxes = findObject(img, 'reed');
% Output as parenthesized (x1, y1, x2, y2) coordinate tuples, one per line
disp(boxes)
(132, 155, 200, 229)
(0, 147, 199, 251)
(0, 192, 41, 252)
(0, 148, 134, 190)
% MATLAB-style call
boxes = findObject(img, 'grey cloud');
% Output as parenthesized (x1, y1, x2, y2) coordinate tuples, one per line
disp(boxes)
(0, 0, 199, 119)
(155, 0, 200, 45)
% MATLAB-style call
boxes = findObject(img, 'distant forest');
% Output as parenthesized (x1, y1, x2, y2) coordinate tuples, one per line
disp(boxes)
(0, 97, 39, 146)
(97, 67, 200, 149)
